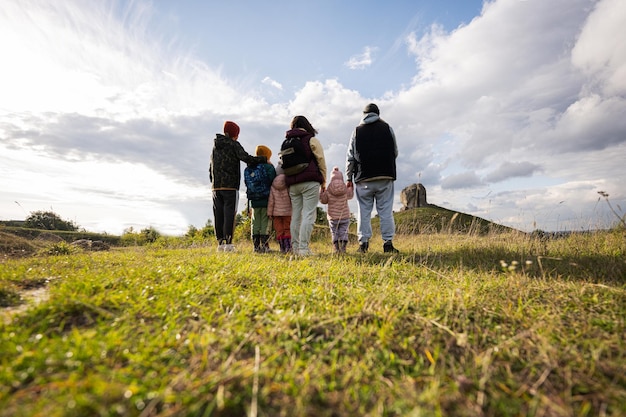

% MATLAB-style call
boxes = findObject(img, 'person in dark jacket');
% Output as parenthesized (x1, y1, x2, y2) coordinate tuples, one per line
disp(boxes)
(209, 121, 265, 252)
(345, 103, 399, 253)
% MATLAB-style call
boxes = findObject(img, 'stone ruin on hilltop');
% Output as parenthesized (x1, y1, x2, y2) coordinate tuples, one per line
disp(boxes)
(400, 183, 429, 210)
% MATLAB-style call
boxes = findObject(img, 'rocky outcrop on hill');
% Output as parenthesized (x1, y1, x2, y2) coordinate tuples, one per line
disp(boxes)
(71, 239, 110, 251)
(400, 183, 428, 210)
(35, 232, 65, 243)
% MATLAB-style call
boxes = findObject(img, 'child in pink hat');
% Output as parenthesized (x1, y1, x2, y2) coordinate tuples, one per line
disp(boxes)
(319, 166, 354, 253)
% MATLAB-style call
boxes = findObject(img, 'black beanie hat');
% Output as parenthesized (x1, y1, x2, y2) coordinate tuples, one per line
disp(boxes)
(363, 103, 379, 115)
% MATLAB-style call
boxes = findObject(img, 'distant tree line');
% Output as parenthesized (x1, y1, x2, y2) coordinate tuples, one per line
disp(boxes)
(5, 207, 333, 245)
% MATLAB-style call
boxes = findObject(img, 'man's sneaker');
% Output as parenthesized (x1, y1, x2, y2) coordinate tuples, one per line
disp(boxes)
(223, 244, 237, 252)
(217, 243, 226, 252)
(383, 241, 399, 253)
(296, 248, 315, 257)
(358, 242, 369, 253)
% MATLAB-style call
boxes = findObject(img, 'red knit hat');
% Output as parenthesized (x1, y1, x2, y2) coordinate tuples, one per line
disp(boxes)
(223, 121, 240, 139)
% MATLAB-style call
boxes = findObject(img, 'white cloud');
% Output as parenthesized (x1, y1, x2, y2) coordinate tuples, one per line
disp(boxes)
(483, 161, 542, 183)
(571, 0, 626, 96)
(441, 172, 483, 190)
(262, 76, 283, 90)
(0, 1, 265, 119)
(345, 46, 377, 70)
(388, 0, 626, 231)
(1, 143, 206, 234)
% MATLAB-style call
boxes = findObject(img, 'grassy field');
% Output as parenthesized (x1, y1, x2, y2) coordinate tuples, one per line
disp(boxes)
(0, 222, 624, 416)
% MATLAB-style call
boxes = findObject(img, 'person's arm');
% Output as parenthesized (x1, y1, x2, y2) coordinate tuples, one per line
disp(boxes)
(267, 164, 277, 183)
(267, 190, 274, 218)
(234, 141, 266, 165)
(309, 137, 327, 185)
(345, 129, 357, 184)
(389, 125, 398, 158)
(319, 188, 328, 204)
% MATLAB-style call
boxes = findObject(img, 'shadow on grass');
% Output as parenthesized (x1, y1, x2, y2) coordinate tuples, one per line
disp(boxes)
(344, 246, 625, 285)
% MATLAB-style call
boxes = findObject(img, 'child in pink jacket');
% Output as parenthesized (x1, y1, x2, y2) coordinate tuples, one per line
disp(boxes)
(267, 171, 292, 253)
(319, 166, 354, 253)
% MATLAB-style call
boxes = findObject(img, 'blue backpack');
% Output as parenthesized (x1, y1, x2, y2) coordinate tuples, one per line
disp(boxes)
(244, 164, 271, 201)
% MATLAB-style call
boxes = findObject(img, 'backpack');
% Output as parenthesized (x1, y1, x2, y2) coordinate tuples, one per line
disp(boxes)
(279, 136, 310, 176)
(244, 164, 272, 201)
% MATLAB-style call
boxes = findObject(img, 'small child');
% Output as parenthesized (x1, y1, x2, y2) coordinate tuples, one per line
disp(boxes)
(319, 166, 354, 253)
(244, 145, 276, 252)
(267, 166, 292, 253)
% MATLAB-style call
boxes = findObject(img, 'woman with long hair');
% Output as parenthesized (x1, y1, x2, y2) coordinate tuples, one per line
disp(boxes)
(282, 115, 327, 256)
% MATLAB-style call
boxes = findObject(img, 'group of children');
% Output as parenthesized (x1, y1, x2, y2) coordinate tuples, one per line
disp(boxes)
(244, 145, 353, 254)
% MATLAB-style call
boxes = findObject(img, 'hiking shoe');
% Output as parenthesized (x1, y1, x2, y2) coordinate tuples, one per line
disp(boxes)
(383, 241, 399, 253)
(296, 248, 315, 257)
(358, 242, 369, 253)
(223, 244, 237, 252)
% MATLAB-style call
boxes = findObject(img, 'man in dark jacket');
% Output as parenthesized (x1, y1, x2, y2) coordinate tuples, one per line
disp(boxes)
(210, 121, 265, 251)
(345, 103, 399, 253)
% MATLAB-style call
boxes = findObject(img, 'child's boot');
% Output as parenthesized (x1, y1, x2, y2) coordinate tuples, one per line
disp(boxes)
(339, 240, 347, 253)
(333, 241, 340, 253)
(284, 237, 292, 253)
(261, 235, 270, 253)
(253, 235, 261, 253)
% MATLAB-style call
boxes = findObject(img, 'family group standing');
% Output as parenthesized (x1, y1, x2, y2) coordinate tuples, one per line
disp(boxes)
(209, 103, 399, 255)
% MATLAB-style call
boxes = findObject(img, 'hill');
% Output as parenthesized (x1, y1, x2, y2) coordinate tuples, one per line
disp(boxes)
(0, 225, 120, 244)
(392, 205, 517, 235)
(0, 226, 121, 260)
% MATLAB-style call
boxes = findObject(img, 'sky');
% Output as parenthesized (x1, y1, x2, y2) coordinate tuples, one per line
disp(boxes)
(1, 0, 625, 236)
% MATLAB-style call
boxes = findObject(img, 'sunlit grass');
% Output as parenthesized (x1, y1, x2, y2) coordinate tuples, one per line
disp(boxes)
(0, 228, 624, 416)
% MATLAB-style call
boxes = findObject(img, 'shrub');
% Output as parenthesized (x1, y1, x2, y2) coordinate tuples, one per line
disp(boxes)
(42, 241, 75, 256)
(24, 210, 78, 231)
(120, 227, 162, 246)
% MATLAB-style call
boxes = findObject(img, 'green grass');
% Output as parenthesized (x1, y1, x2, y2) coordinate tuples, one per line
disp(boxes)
(0, 225, 624, 416)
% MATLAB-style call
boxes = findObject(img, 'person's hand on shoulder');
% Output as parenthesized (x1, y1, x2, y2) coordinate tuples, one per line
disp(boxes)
(247, 156, 267, 168)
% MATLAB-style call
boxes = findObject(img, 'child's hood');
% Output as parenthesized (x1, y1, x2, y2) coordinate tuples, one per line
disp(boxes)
(327, 167, 347, 197)
(214, 134, 232, 149)
(272, 173, 288, 190)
